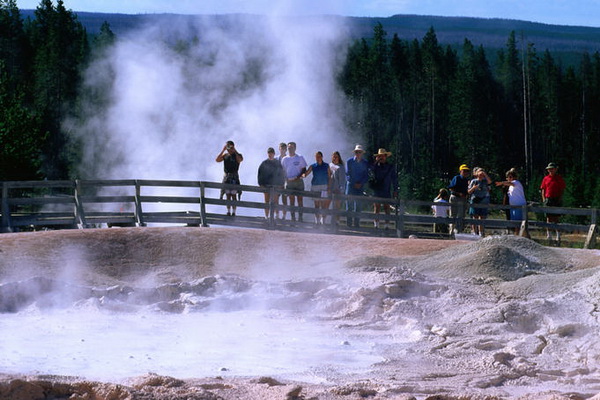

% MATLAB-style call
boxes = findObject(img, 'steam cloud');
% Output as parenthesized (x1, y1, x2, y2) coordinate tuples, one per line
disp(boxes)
(72, 12, 354, 185)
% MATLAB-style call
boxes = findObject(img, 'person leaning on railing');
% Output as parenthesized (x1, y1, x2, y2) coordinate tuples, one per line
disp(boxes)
(495, 168, 527, 235)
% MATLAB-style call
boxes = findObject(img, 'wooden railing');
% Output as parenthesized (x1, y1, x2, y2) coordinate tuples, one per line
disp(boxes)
(1, 179, 598, 248)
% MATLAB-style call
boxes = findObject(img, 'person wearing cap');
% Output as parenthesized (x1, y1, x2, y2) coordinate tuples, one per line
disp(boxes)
(345, 144, 370, 227)
(370, 148, 398, 229)
(540, 162, 566, 240)
(448, 164, 471, 233)
(216, 140, 243, 216)
(258, 147, 285, 219)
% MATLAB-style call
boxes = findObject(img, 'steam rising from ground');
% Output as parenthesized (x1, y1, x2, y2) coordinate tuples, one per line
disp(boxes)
(73, 13, 352, 183)
(3, 229, 600, 397)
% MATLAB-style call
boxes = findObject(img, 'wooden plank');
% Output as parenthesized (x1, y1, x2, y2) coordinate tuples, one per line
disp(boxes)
(10, 215, 77, 226)
(138, 196, 201, 204)
(78, 179, 137, 186)
(7, 196, 75, 206)
(79, 195, 136, 203)
(4, 180, 75, 189)
(136, 179, 201, 188)
(529, 205, 592, 216)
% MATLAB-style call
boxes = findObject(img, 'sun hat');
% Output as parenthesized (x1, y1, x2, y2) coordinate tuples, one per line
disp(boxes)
(374, 148, 392, 157)
(459, 164, 470, 171)
(353, 144, 365, 153)
(546, 162, 558, 169)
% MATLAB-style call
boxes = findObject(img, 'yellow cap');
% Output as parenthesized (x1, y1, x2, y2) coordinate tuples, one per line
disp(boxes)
(459, 164, 470, 171)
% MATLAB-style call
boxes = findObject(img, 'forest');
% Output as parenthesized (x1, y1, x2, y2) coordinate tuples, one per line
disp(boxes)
(339, 23, 600, 208)
(2, 0, 600, 209)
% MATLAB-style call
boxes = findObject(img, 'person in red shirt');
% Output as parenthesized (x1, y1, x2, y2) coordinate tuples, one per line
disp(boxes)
(540, 162, 566, 241)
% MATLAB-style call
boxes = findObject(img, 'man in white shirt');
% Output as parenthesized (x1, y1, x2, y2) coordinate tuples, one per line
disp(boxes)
(281, 142, 307, 222)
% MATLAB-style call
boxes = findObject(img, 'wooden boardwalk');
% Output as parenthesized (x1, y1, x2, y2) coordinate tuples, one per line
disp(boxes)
(1, 179, 598, 248)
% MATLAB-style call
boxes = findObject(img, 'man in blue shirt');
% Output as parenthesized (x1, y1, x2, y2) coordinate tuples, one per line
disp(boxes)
(345, 144, 369, 227)
(448, 164, 471, 233)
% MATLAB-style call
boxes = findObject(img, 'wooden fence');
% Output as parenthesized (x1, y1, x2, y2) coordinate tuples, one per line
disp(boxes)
(1, 179, 598, 248)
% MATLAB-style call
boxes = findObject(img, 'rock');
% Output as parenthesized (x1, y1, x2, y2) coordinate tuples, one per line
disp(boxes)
(130, 373, 184, 389)
(286, 385, 303, 399)
(0, 379, 44, 400)
(254, 376, 284, 386)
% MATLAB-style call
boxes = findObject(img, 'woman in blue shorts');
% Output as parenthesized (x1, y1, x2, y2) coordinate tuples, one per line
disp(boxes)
(303, 151, 331, 225)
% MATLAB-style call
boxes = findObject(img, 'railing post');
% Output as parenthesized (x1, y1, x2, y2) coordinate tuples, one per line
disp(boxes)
(585, 209, 598, 249)
(395, 199, 404, 238)
(585, 224, 597, 249)
(74, 180, 85, 228)
(457, 201, 465, 234)
(330, 193, 338, 232)
(519, 204, 530, 238)
(268, 186, 276, 228)
(1, 182, 12, 233)
(200, 182, 208, 227)
(134, 180, 145, 227)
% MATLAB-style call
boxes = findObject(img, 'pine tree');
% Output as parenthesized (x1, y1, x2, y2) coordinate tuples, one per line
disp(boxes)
(27, 0, 89, 178)
(448, 39, 499, 167)
(496, 31, 524, 171)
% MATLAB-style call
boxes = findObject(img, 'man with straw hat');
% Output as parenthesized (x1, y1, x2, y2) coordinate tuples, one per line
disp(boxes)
(371, 148, 398, 229)
(540, 162, 566, 241)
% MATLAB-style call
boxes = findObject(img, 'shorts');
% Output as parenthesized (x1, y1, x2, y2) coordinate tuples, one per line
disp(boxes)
(469, 196, 489, 217)
(222, 173, 241, 195)
(373, 189, 392, 199)
(434, 221, 449, 234)
(311, 184, 328, 198)
(544, 197, 562, 217)
(285, 179, 304, 192)
(510, 208, 523, 221)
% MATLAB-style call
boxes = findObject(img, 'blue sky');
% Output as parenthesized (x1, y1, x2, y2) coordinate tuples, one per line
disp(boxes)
(13, 0, 600, 28)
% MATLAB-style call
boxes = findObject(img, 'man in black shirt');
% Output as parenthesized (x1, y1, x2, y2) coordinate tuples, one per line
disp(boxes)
(216, 140, 243, 216)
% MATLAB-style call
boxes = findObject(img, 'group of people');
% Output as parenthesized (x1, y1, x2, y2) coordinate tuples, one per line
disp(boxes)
(217, 140, 567, 238)
(435, 162, 565, 239)
(217, 140, 398, 227)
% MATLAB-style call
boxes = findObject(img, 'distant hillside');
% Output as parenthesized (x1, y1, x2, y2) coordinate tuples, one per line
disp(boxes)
(20, 9, 600, 55)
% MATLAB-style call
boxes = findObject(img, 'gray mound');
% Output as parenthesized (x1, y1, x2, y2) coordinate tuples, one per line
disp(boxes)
(410, 235, 569, 282)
